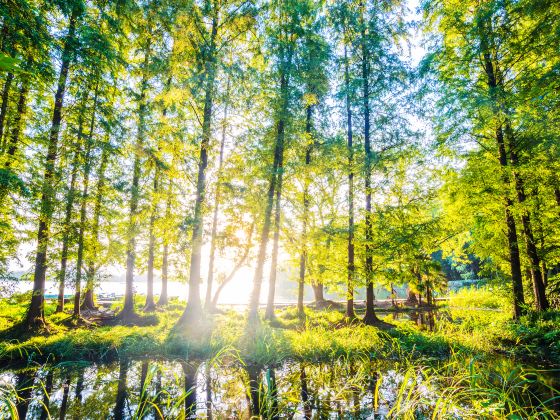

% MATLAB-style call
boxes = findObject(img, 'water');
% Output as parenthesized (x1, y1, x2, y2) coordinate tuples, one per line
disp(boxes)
(1, 352, 558, 419)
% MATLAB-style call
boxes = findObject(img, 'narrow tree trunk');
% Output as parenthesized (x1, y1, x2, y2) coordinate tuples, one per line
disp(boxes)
(24, 7, 79, 329)
(56, 93, 89, 313)
(157, 182, 172, 307)
(73, 86, 99, 319)
(144, 168, 159, 311)
(360, 6, 378, 325)
(205, 77, 230, 310)
(180, 13, 218, 323)
(508, 143, 549, 311)
(82, 144, 109, 310)
(344, 37, 356, 320)
(266, 166, 284, 320)
(295, 105, 313, 318)
(257, 55, 290, 321)
(120, 40, 152, 319)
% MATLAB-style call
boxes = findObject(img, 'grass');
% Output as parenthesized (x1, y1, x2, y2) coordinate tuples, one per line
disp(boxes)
(0, 290, 559, 368)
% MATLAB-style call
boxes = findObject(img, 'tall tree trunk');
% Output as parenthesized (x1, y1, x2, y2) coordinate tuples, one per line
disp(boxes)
(120, 40, 152, 319)
(255, 49, 291, 321)
(56, 93, 89, 313)
(0, 72, 13, 149)
(144, 168, 159, 311)
(73, 86, 99, 318)
(24, 7, 79, 329)
(507, 142, 549, 311)
(0, 76, 29, 205)
(344, 38, 356, 320)
(266, 162, 284, 320)
(479, 27, 525, 319)
(205, 76, 230, 310)
(295, 105, 313, 318)
(82, 144, 109, 310)
(180, 13, 218, 322)
(157, 182, 172, 307)
(360, 5, 378, 325)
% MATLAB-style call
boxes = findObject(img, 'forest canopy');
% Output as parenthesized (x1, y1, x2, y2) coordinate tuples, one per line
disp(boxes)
(0, 0, 559, 333)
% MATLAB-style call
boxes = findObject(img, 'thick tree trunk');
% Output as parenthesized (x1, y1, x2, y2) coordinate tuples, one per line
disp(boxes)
(144, 169, 159, 311)
(406, 288, 418, 306)
(205, 77, 230, 310)
(344, 39, 356, 320)
(0, 77, 29, 205)
(0, 72, 13, 149)
(82, 144, 109, 310)
(120, 41, 152, 319)
(360, 8, 378, 325)
(508, 143, 549, 311)
(180, 14, 218, 323)
(24, 8, 79, 329)
(312, 282, 324, 303)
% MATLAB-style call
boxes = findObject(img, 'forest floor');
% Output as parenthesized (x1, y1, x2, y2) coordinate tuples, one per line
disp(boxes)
(0, 291, 558, 368)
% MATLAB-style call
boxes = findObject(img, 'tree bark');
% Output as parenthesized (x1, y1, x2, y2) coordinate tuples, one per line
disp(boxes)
(205, 76, 230, 310)
(344, 36, 356, 320)
(144, 168, 159, 311)
(295, 105, 313, 318)
(180, 12, 219, 323)
(266, 161, 284, 320)
(24, 7, 79, 329)
(508, 142, 549, 311)
(0, 72, 13, 149)
(360, 5, 378, 325)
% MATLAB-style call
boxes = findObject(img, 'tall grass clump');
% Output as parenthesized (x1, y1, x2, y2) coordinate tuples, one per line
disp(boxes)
(447, 286, 510, 310)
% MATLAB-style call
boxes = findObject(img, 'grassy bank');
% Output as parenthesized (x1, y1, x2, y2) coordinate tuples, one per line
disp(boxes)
(0, 289, 559, 367)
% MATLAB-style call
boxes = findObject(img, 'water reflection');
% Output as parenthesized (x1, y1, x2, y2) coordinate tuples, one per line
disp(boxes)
(1, 344, 558, 418)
